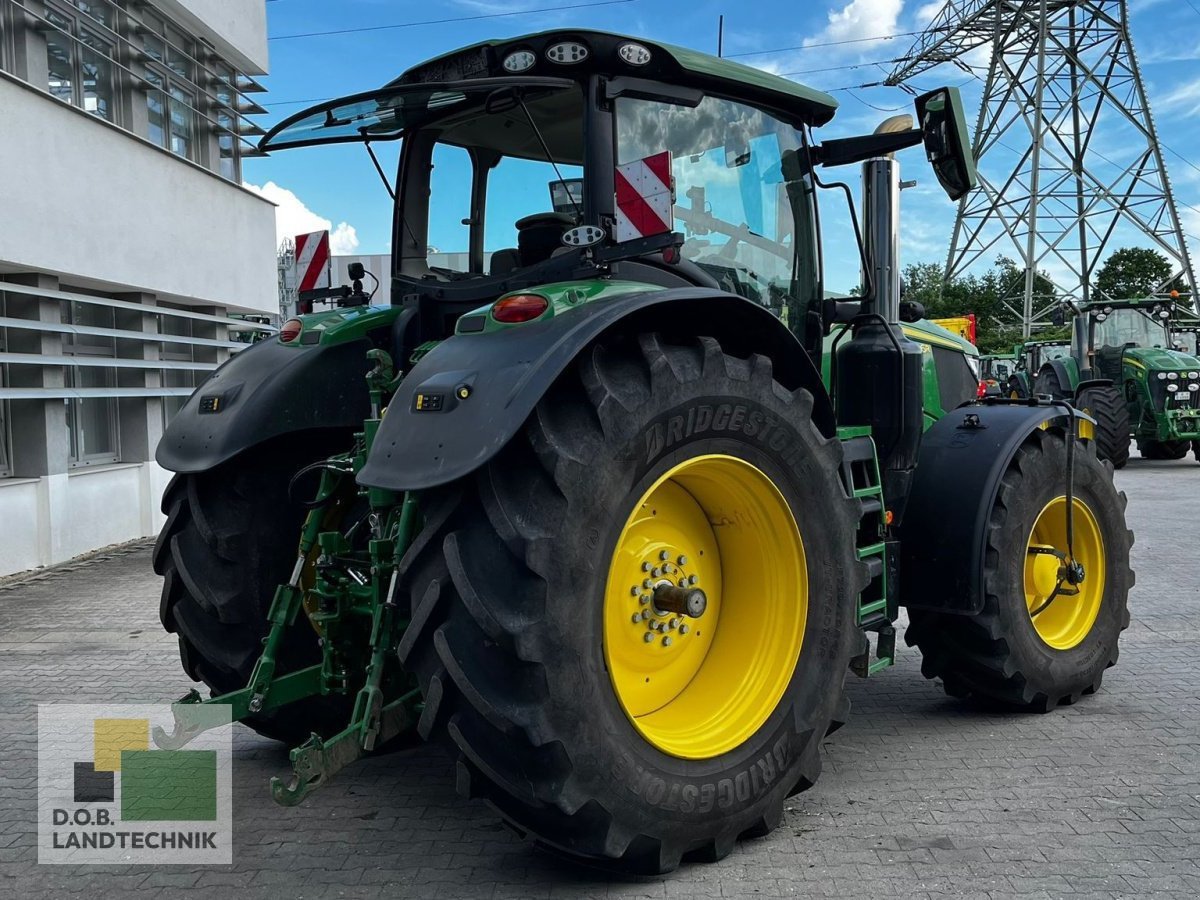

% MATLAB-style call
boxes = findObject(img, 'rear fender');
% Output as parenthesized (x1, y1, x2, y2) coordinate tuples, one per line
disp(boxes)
(1045, 357, 1080, 393)
(899, 403, 1093, 615)
(156, 337, 375, 473)
(357, 288, 832, 492)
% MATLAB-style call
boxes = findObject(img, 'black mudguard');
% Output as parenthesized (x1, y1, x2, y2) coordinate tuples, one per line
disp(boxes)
(1045, 358, 1076, 392)
(358, 288, 833, 492)
(156, 337, 373, 473)
(899, 403, 1088, 615)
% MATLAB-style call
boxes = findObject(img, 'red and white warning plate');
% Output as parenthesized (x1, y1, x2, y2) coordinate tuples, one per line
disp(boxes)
(615, 151, 674, 243)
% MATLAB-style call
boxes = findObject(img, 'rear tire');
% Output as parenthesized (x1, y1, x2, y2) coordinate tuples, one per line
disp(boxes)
(152, 435, 352, 744)
(397, 333, 865, 873)
(906, 430, 1132, 710)
(1138, 438, 1190, 460)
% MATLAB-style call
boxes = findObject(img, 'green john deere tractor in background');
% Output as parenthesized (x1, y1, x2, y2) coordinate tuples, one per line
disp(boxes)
(979, 349, 1018, 396)
(1033, 297, 1200, 465)
(1005, 339, 1070, 399)
(150, 31, 1132, 874)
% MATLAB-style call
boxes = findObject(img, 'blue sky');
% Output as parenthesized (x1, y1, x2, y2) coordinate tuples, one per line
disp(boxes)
(246, 0, 1200, 294)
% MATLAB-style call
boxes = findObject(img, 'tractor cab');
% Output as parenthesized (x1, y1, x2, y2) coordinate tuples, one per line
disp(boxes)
(261, 32, 841, 357)
(260, 30, 974, 376)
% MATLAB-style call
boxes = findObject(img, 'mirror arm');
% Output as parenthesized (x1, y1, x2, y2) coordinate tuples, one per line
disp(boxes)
(812, 129, 923, 168)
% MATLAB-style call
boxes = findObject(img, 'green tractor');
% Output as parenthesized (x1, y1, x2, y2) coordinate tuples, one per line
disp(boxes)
(1032, 297, 1200, 465)
(151, 31, 1132, 873)
(1007, 338, 1071, 399)
(979, 349, 1018, 396)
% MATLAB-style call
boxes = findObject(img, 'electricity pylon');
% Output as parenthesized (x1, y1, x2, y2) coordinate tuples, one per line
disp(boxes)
(888, 0, 1195, 335)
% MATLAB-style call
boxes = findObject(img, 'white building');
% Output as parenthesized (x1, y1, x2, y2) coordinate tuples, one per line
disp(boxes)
(0, 0, 276, 576)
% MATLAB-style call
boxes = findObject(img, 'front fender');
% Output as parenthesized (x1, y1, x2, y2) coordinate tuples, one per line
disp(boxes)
(358, 288, 832, 492)
(1045, 357, 1080, 393)
(899, 402, 1091, 615)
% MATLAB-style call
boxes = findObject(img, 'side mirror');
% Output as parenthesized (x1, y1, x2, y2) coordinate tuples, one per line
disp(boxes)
(347, 261, 365, 280)
(899, 300, 925, 323)
(724, 127, 750, 168)
(915, 87, 977, 201)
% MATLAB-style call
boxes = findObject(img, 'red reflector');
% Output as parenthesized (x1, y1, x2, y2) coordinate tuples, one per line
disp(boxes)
(976, 380, 987, 398)
(492, 294, 549, 324)
(280, 318, 303, 343)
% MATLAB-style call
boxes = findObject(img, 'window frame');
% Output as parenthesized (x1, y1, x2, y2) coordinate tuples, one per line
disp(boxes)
(42, 0, 121, 123)
(139, 11, 201, 163)
(62, 300, 121, 467)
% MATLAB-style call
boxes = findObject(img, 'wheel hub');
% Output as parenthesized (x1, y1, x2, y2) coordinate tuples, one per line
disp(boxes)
(603, 454, 808, 760)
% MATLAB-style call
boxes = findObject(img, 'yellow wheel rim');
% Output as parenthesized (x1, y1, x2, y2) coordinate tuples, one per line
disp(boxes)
(1024, 496, 1105, 650)
(603, 454, 807, 759)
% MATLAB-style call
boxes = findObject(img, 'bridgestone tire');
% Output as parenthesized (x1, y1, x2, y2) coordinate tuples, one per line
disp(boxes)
(1075, 385, 1130, 469)
(397, 333, 866, 874)
(906, 430, 1133, 710)
(1138, 438, 1190, 460)
(153, 436, 352, 744)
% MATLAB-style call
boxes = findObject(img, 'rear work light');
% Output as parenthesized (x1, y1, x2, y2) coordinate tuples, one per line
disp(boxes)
(280, 318, 302, 342)
(492, 294, 549, 324)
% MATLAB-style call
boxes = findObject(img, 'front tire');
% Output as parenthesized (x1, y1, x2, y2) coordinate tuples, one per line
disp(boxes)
(397, 333, 865, 873)
(906, 430, 1132, 710)
(1138, 438, 1190, 460)
(1075, 385, 1130, 469)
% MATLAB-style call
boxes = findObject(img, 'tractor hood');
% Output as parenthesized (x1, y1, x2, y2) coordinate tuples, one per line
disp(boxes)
(1123, 345, 1200, 372)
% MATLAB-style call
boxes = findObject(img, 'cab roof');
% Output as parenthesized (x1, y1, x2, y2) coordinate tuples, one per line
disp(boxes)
(390, 29, 839, 127)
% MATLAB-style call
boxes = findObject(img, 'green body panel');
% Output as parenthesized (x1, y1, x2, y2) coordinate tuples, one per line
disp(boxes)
(283, 305, 404, 348)
(398, 30, 838, 124)
(455, 280, 664, 335)
(1120, 347, 1200, 442)
(821, 319, 980, 430)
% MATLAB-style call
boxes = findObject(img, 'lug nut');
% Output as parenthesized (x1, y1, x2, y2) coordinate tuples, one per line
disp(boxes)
(688, 575, 699, 585)
(662, 636, 673, 647)
(664, 563, 675, 574)
(670, 617, 680, 629)
(659, 550, 670, 561)
(643, 632, 655, 643)
(630, 586, 640, 596)
(631, 613, 641, 624)
(652, 567, 662, 577)
(639, 593, 651, 605)
(642, 561, 652, 572)
(643, 579, 654, 589)
(680, 624, 690, 635)
(677, 555, 688, 566)
(679, 578, 688, 587)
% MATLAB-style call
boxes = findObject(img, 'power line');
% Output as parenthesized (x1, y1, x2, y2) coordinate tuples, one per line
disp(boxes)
(724, 30, 921, 59)
(269, 0, 638, 41)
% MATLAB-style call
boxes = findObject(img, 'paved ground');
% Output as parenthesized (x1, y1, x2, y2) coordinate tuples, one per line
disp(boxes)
(2, 452, 1199, 899)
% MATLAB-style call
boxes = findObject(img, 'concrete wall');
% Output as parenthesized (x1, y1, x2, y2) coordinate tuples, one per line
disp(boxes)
(0, 463, 170, 576)
(0, 76, 277, 314)
(162, 0, 269, 73)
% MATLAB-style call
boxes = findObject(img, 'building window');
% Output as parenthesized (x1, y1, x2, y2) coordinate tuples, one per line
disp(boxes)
(0, 292, 9, 477)
(140, 12, 198, 161)
(63, 301, 120, 466)
(213, 63, 240, 181)
(43, 1, 118, 122)
(159, 315, 201, 428)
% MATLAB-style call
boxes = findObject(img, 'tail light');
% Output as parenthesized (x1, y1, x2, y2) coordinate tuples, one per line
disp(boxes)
(492, 294, 549, 324)
(976, 380, 987, 398)
(280, 318, 303, 343)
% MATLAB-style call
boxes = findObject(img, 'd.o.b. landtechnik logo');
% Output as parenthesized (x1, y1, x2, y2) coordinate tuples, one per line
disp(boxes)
(38, 704, 232, 864)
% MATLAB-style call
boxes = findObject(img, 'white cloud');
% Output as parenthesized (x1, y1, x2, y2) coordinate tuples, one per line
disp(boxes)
(242, 181, 360, 255)
(805, 0, 905, 49)
(913, 1, 946, 26)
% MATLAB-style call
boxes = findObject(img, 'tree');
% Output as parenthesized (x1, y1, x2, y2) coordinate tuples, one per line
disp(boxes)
(1093, 247, 1172, 302)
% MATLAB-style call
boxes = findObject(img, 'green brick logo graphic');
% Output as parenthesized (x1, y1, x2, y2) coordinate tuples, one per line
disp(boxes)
(121, 750, 217, 822)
